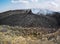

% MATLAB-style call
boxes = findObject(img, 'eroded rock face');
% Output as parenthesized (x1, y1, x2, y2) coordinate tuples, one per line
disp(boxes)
(0, 9, 59, 28)
(50, 12, 60, 26)
(0, 9, 32, 19)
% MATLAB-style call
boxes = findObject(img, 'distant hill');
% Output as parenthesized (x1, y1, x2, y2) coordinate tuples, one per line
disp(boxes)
(0, 9, 60, 28)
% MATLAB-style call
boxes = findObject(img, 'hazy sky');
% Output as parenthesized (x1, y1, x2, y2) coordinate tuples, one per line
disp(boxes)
(0, 0, 60, 12)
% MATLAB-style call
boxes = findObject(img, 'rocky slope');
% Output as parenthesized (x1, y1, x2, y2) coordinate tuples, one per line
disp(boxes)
(0, 9, 59, 28)
(0, 9, 60, 44)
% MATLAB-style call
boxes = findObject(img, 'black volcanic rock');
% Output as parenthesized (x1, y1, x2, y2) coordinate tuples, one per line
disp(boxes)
(48, 12, 60, 26)
(0, 9, 59, 28)
(0, 9, 32, 19)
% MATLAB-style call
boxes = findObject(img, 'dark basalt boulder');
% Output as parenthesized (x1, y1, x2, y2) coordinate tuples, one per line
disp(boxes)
(46, 12, 60, 27)
(0, 9, 58, 28)
(51, 12, 60, 26)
